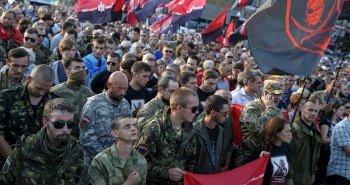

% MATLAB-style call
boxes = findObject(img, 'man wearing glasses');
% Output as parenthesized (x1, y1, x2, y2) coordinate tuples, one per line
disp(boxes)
(161, 43, 174, 65)
(0, 98, 83, 184)
(23, 28, 46, 65)
(239, 80, 283, 165)
(193, 95, 230, 174)
(136, 87, 198, 185)
(35, 27, 52, 63)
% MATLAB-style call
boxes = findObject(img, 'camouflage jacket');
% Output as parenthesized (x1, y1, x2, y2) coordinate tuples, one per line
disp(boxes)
(88, 143, 147, 185)
(136, 96, 167, 119)
(50, 82, 94, 138)
(33, 48, 47, 65)
(0, 83, 58, 145)
(239, 99, 281, 163)
(79, 92, 131, 184)
(37, 44, 53, 64)
(135, 108, 197, 185)
(0, 127, 83, 185)
(0, 69, 26, 95)
(0, 44, 6, 64)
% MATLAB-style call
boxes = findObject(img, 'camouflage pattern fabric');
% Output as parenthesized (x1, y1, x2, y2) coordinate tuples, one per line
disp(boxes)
(310, 90, 330, 105)
(0, 127, 83, 185)
(239, 99, 280, 164)
(50, 82, 94, 139)
(0, 39, 20, 55)
(37, 44, 53, 64)
(33, 48, 47, 65)
(0, 45, 6, 65)
(88, 143, 147, 185)
(135, 108, 197, 185)
(79, 92, 131, 185)
(0, 69, 26, 95)
(136, 97, 167, 119)
(0, 83, 58, 146)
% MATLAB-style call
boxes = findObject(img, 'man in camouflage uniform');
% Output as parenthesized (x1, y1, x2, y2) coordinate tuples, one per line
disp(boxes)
(0, 65, 57, 163)
(0, 10, 23, 54)
(0, 98, 83, 184)
(50, 57, 93, 138)
(79, 71, 131, 185)
(137, 75, 179, 120)
(88, 116, 147, 185)
(35, 27, 53, 64)
(239, 80, 283, 164)
(310, 79, 340, 106)
(0, 45, 6, 65)
(0, 48, 28, 94)
(77, 25, 93, 57)
(135, 87, 198, 185)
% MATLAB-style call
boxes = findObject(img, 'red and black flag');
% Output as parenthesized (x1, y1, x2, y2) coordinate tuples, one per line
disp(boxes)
(150, 14, 173, 35)
(201, 7, 228, 43)
(111, 0, 126, 21)
(228, 21, 247, 45)
(238, 0, 254, 8)
(75, 0, 115, 24)
(247, 0, 345, 75)
(224, 19, 236, 46)
(171, 0, 206, 26)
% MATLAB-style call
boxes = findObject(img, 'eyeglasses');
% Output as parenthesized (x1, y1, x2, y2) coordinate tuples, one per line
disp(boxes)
(183, 106, 199, 113)
(107, 61, 117, 66)
(345, 106, 350, 109)
(24, 37, 35, 42)
(226, 56, 233, 59)
(48, 119, 75, 129)
(38, 34, 46, 38)
(164, 50, 173, 53)
(216, 111, 228, 117)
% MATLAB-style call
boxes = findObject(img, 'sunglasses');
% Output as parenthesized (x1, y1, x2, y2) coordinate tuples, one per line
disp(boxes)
(24, 37, 35, 42)
(345, 106, 350, 109)
(216, 111, 228, 117)
(107, 61, 117, 66)
(48, 119, 75, 129)
(227, 56, 233, 58)
(184, 106, 199, 113)
(164, 50, 173, 53)
(38, 34, 46, 38)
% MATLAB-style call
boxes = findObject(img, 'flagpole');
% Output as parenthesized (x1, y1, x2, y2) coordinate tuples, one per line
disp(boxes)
(290, 77, 309, 123)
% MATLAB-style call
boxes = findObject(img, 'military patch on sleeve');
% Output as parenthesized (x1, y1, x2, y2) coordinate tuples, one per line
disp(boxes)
(2, 158, 11, 174)
(136, 146, 148, 156)
(79, 115, 92, 128)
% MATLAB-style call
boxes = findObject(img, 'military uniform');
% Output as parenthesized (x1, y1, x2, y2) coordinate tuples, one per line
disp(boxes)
(77, 39, 91, 57)
(0, 127, 83, 185)
(0, 45, 6, 65)
(79, 92, 131, 184)
(0, 38, 20, 54)
(37, 44, 53, 64)
(0, 69, 26, 94)
(33, 48, 47, 65)
(50, 81, 94, 138)
(135, 108, 197, 185)
(239, 80, 283, 164)
(0, 83, 58, 146)
(88, 143, 148, 185)
(136, 97, 167, 119)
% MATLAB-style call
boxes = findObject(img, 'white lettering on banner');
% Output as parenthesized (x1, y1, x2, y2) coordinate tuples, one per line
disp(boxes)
(243, 174, 265, 185)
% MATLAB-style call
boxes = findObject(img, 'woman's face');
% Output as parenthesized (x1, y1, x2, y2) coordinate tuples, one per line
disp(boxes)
(277, 123, 292, 144)
(334, 105, 346, 119)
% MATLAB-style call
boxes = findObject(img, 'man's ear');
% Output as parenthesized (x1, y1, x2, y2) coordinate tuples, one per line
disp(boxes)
(27, 75, 33, 83)
(6, 59, 10, 66)
(111, 130, 119, 138)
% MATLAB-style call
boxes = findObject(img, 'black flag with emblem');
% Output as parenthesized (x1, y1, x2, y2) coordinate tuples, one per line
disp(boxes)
(247, 0, 345, 75)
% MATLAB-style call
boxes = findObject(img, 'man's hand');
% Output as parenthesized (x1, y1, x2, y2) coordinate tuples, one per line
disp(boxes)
(261, 93, 275, 110)
(124, 170, 141, 185)
(169, 167, 185, 181)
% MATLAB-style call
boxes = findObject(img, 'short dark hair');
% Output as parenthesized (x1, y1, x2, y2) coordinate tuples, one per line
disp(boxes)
(62, 21, 76, 33)
(108, 52, 121, 60)
(205, 95, 229, 115)
(25, 27, 38, 35)
(93, 37, 106, 46)
(242, 71, 259, 86)
(131, 62, 152, 74)
(105, 37, 116, 45)
(8, 47, 29, 60)
(64, 57, 83, 69)
(43, 98, 75, 119)
(203, 69, 219, 80)
(132, 27, 140, 34)
(158, 75, 178, 89)
(111, 115, 132, 130)
(65, 29, 78, 40)
(179, 71, 196, 86)
(120, 58, 137, 74)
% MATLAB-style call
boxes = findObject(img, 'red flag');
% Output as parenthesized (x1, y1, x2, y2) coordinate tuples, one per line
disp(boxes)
(126, 0, 140, 25)
(230, 104, 244, 145)
(247, 0, 345, 75)
(224, 19, 235, 46)
(113, 0, 126, 12)
(150, 15, 172, 35)
(202, 7, 228, 42)
(165, 0, 187, 12)
(75, 0, 115, 24)
(216, 35, 223, 46)
(238, 0, 254, 8)
(184, 156, 269, 185)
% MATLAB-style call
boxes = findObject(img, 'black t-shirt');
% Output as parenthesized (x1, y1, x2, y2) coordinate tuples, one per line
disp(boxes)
(146, 76, 158, 100)
(263, 143, 291, 185)
(90, 70, 111, 94)
(206, 125, 219, 173)
(124, 86, 150, 115)
(57, 61, 67, 83)
(197, 88, 214, 107)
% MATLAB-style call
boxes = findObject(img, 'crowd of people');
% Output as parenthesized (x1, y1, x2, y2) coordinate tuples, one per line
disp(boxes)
(0, 2, 350, 185)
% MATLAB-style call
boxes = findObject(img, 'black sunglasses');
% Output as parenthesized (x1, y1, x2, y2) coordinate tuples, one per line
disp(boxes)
(184, 106, 198, 113)
(48, 119, 75, 129)
(345, 106, 350, 109)
(165, 50, 173, 53)
(38, 34, 46, 38)
(25, 37, 35, 42)
(227, 56, 233, 58)
(107, 61, 117, 66)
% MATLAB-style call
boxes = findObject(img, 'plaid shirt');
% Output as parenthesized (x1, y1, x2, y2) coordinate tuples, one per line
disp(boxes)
(327, 117, 350, 179)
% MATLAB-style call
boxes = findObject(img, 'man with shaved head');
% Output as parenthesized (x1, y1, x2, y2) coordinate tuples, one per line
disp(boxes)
(0, 64, 57, 164)
(79, 71, 131, 185)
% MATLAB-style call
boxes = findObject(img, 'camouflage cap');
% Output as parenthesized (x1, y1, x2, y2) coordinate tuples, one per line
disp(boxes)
(264, 80, 284, 94)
